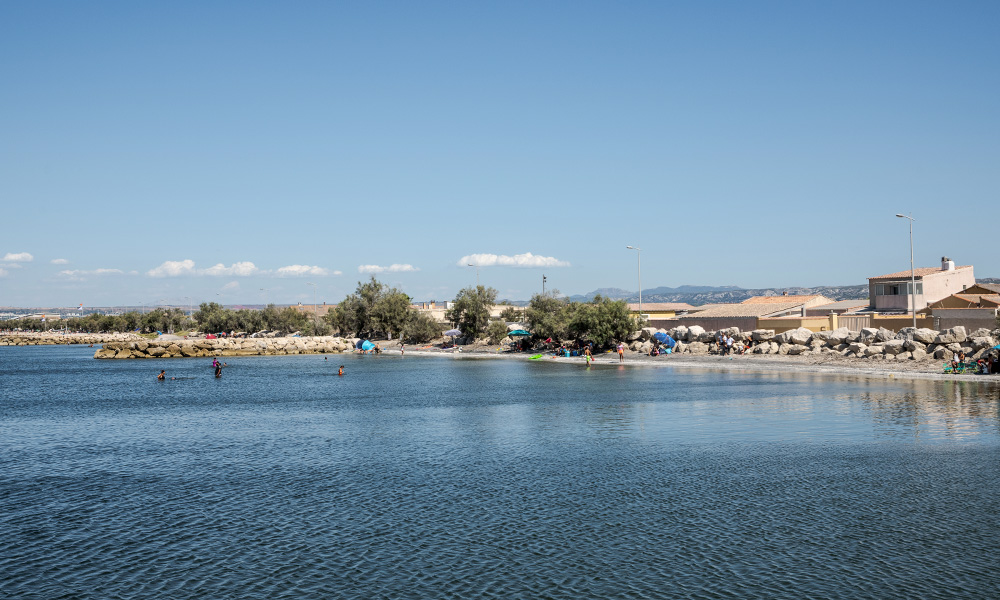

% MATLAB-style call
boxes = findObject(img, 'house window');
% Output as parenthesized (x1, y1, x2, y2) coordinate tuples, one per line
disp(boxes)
(875, 282, 923, 296)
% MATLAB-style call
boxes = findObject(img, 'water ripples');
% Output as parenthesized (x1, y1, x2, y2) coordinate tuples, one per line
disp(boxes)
(2, 346, 1000, 598)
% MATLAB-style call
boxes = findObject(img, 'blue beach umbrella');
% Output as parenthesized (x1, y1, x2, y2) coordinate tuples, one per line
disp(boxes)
(652, 332, 668, 343)
(508, 329, 531, 337)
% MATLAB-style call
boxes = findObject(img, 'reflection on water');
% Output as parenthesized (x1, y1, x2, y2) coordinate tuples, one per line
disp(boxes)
(2, 346, 1000, 599)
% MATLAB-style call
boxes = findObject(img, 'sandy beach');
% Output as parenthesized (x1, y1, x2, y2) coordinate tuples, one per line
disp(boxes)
(393, 343, 1000, 384)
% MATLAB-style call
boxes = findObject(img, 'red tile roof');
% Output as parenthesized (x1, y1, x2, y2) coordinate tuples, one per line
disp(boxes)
(868, 266, 972, 281)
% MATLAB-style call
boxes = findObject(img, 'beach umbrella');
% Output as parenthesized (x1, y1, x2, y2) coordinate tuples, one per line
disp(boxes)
(508, 329, 531, 336)
(652, 332, 668, 343)
(444, 329, 462, 337)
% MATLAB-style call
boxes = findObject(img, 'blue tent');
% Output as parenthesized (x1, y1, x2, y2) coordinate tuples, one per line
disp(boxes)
(653, 332, 676, 348)
(356, 339, 375, 351)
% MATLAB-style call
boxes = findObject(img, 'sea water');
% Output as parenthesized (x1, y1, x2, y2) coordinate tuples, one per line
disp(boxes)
(2, 345, 999, 599)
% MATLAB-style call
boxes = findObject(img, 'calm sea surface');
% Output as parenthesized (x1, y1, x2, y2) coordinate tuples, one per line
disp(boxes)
(2, 345, 1000, 599)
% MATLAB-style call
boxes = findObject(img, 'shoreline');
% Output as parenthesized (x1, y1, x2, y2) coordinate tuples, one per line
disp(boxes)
(395, 347, 1000, 384)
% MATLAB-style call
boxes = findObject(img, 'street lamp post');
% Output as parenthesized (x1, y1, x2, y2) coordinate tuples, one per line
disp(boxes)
(895, 214, 917, 329)
(467, 263, 480, 287)
(542, 274, 547, 296)
(626, 245, 642, 323)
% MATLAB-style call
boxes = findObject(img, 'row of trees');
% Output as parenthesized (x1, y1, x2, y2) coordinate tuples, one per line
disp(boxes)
(441, 285, 637, 349)
(2, 308, 191, 334)
(192, 302, 319, 335)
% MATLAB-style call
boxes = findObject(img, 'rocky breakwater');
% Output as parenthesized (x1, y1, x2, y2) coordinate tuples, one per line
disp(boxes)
(629, 325, 1000, 363)
(93, 336, 356, 359)
(1, 332, 144, 346)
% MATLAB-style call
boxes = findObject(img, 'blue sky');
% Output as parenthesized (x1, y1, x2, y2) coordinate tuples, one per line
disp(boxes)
(2, 1, 997, 307)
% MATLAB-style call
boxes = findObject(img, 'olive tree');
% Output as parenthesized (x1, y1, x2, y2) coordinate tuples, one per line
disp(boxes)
(446, 285, 498, 339)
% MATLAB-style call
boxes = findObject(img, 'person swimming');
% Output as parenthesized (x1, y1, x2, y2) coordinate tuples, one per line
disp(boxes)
(215, 365, 222, 378)
(157, 370, 165, 381)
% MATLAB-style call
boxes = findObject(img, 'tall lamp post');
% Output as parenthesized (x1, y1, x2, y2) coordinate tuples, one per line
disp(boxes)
(895, 214, 917, 329)
(467, 263, 480, 287)
(626, 245, 642, 323)
(542, 274, 547, 296)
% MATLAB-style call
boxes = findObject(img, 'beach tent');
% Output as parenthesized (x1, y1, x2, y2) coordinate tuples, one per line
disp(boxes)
(361, 340, 375, 351)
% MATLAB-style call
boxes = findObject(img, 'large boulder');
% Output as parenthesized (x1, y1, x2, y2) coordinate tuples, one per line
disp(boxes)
(904, 339, 926, 352)
(787, 327, 813, 345)
(859, 328, 879, 344)
(686, 326, 706, 342)
(910, 348, 928, 361)
(827, 327, 851, 344)
(912, 328, 937, 344)
(719, 327, 741, 338)
(883, 339, 906, 355)
(686, 341, 709, 354)
(875, 327, 896, 343)
(970, 328, 993, 339)
(671, 326, 689, 341)
(863, 345, 884, 357)
(847, 342, 867, 356)
(970, 337, 996, 351)
(934, 326, 968, 345)
(751, 329, 775, 342)
(787, 345, 809, 355)
(639, 327, 657, 342)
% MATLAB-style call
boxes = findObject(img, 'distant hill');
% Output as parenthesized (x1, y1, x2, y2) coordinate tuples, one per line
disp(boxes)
(567, 277, 998, 306)
(570, 284, 867, 305)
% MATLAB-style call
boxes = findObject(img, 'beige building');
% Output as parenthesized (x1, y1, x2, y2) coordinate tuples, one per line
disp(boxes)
(867, 257, 975, 313)
(628, 302, 698, 322)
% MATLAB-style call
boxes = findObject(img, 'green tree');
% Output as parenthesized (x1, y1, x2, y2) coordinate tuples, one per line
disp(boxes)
(404, 311, 442, 343)
(327, 277, 415, 338)
(526, 291, 570, 341)
(499, 306, 522, 322)
(487, 320, 510, 345)
(446, 285, 498, 339)
(567, 295, 637, 348)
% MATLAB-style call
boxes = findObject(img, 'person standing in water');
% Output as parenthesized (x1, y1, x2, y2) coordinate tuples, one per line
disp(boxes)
(584, 346, 593, 367)
(215, 365, 222, 378)
(157, 370, 165, 381)
(617, 342, 625, 363)
(338, 365, 344, 376)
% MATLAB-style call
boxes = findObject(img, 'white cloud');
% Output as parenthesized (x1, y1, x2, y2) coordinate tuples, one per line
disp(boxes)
(222, 281, 240, 291)
(50, 258, 69, 265)
(146, 259, 258, 277)
(201, 261, 259, 277)
(0, 262, 22, 269)
(358, 264, 419, 274)
(147, 259, 196, 277)
(3, 252, 33, 262)
(458, 253, 570, 268)
(276, 264, 331, 277)
(56, 268, 124, 282)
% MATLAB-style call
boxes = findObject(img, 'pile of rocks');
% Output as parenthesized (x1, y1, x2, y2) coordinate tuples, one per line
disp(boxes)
(629, 325, 1000, 362)
(1, 332, 143, 346)
(93, 336, 357, 359)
